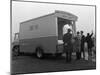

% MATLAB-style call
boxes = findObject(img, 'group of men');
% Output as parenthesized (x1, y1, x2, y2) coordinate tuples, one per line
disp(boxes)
(63, 29, 94, 62)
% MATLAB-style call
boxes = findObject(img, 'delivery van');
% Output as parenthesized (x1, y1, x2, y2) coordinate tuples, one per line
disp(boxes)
(12, 10, 78, 58)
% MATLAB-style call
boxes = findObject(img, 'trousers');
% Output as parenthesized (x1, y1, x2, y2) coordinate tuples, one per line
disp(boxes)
(66, 51, 72, 62)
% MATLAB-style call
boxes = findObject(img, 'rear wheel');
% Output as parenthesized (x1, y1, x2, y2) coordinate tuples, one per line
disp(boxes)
(36, 47, 44, 59)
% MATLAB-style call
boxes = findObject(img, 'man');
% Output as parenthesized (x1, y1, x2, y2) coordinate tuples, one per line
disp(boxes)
(74, 31, 81, 60)
(63, 24, 72, 35)
(80, 31, 85, 59)
(63, 29, 73, 62)
(86, 32, 93, 56)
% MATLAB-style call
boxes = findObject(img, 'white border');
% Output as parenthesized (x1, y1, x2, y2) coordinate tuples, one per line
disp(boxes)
(0, 0, 100, 75)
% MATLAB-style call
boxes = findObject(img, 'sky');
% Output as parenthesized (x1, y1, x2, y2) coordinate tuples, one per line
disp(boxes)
(12, 1, 95, 41)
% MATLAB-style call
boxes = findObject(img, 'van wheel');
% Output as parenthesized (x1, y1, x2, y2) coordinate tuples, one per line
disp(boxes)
(36, 47, 44, 59)
(12, 46, 20, 56)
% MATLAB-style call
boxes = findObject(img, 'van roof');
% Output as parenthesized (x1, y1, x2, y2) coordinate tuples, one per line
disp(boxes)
(20, 10, 78, 24)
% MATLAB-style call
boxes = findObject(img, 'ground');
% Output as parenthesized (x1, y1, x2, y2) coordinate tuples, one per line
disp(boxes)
(11, 52, 96, 74)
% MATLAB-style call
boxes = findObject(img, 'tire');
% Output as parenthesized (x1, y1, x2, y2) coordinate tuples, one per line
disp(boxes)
(36, 47, 44, 59)
(12, 46, 20, 56)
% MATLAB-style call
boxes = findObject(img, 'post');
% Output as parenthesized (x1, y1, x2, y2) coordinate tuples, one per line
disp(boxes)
(72, 21, 76, 37)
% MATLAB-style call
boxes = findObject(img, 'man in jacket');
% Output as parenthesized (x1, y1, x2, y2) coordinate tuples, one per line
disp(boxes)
(86, 32, 93, 56)
(80, 31, 85, 59)
(63, 29, 73, 62)
(74, 31, 81, 60)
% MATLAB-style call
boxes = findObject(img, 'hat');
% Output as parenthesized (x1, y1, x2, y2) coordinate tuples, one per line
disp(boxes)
(68, 29, 71, 32)
(81, 31, 83, 33)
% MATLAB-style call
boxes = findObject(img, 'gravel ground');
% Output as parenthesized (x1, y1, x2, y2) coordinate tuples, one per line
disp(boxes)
(11, 52, 96, 74)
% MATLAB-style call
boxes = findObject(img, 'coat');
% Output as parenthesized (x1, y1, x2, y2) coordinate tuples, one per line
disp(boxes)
(73, 35, 81, 52)
(63, 33, 73, 52)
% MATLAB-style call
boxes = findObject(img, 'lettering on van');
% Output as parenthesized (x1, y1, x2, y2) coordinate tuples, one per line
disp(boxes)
(62, 15, 73, 20)
(29, 24, 39, 31)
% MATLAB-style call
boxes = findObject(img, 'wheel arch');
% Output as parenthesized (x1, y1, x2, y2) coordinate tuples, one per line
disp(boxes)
(12, 45, 20, 51)
(35, 45, 44, 53)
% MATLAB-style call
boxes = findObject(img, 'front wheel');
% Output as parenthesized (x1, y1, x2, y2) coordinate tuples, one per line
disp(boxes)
(12, 46, 20, 56)
(36, 47, 44, 59)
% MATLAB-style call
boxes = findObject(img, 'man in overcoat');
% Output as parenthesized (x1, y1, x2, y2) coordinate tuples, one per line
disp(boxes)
(63, 29, 73, 62)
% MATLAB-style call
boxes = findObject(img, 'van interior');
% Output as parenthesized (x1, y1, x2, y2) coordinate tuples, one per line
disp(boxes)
(57, 17, 72, 45)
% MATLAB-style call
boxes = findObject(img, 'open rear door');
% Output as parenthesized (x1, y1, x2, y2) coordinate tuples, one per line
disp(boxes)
(55, 10, 78, 37)
(55, 10, 78, 53)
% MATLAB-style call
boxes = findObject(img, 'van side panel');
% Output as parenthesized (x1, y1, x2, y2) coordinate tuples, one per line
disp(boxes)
(19, 15, 58, 54)
(20, 15, 57, 39)
(20, 36, 57, 53)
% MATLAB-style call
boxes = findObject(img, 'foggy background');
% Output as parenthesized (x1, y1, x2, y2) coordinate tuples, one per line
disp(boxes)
(12, 1, 95, 42)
